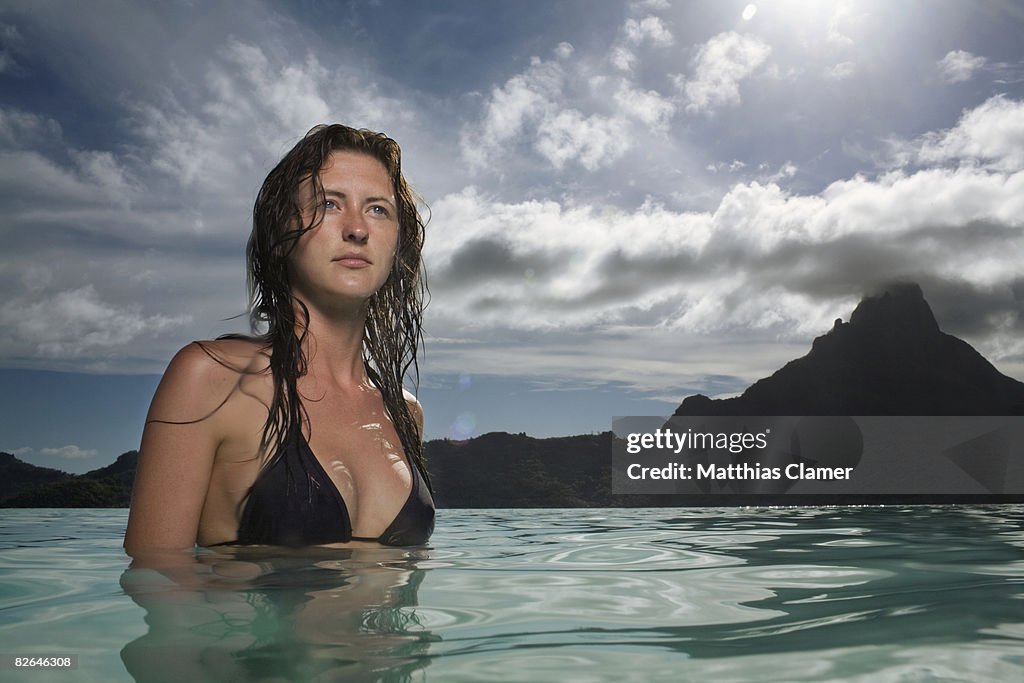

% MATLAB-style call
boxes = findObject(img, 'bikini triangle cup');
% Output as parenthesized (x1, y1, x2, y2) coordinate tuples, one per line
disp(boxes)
(211, 425, 434, 547)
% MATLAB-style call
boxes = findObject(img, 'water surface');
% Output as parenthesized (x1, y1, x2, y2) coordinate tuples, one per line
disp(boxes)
(1, 506, 1022, 681)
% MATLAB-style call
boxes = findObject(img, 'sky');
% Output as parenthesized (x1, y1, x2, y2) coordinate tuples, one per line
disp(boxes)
(1, 0, 1023, 473)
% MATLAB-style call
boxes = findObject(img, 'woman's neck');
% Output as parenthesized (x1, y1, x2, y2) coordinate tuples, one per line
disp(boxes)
(294, 298, 370, 389)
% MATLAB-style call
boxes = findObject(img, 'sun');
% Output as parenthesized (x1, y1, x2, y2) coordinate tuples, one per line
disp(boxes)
(742, 4, 758, 21)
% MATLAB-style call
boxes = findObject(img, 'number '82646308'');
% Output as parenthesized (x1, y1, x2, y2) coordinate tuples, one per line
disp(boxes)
(14, 656, 74, 668)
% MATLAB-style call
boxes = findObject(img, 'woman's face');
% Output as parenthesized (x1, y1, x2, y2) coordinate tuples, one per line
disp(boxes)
(288, 150, 400, 312)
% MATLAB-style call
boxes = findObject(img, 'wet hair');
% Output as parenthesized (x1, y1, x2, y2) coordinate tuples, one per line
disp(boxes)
(245, 124, 430, 490)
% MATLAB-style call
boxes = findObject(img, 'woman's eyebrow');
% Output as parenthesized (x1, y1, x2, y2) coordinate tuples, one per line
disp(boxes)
(365, 195, 397, 209)
(323, 188, 396, 209)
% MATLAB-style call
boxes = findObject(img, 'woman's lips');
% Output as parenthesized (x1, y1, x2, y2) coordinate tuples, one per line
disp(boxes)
(333, 255, 371, 268)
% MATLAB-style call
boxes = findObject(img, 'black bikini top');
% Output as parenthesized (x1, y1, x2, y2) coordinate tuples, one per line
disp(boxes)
(211, 426, 435, 548)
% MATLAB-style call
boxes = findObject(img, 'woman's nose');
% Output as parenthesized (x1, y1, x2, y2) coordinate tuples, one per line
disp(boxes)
(342, 210, 369, 244)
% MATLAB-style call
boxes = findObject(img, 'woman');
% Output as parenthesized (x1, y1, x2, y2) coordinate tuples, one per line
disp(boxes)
(124, 124, 434, 554)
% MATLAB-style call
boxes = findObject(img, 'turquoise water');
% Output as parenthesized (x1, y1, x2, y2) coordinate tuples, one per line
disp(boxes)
(1, 506, 1023, 682)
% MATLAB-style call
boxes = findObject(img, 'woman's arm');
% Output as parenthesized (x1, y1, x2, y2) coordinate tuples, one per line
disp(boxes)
(124, 343, 232, 556)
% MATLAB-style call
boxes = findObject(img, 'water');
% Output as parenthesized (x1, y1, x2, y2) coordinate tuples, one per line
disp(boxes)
(1, 506, 1023, 682)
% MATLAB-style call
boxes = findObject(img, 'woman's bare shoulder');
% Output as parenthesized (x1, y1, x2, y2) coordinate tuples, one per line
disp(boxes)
(168, 338, 269, 376)
(150, 339, 270, 422)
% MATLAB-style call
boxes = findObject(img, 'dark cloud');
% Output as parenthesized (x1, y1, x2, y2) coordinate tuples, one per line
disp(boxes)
(433, 237, 566, 287)
(911, 276, 1024, 338)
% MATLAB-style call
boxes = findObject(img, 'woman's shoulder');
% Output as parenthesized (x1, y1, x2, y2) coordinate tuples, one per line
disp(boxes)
(151, 339, 270, 421)
(167, 338, 270, 379)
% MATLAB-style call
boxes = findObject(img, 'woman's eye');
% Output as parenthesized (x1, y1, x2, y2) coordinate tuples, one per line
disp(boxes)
(370, 205, 390, 218)
(323, 199, 337, 209)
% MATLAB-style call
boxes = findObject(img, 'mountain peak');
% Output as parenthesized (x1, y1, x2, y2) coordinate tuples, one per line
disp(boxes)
(676, 283, 1024, 416)
(847, 282, 939, 335)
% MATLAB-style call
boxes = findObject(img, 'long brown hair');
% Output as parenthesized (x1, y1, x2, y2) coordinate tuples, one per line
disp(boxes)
(244, 124, 430, 490)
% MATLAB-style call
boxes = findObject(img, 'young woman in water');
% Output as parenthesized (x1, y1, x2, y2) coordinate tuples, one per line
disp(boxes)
(123, 124, 435, 554)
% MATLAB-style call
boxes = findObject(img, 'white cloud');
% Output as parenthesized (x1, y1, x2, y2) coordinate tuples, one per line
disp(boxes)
(680, 32, 772, 114)
(629, 0, 670, 11)
(824, 61, 856, 81)
(624, 16, 674, 48)
(425, 162, 1024, 375)
(610, 15, 673, 74)
(706, 160, 747, 173)
(610, 45, 637, 72)
(938, 49, 987, 84)
(133, 39, 408, 194)
(826, 3, 860, 46)
(461, 57, 558, 165)
(613, 82, 676, 130)
(70, 150, 139, 204)
(892, 95, 1024, 172)
(40, 445, 98, 459)
(421, 154, 1024, 392)
(535, 109, 631, 171)
(462, 40, 678, 171)
(0, 285, 190, 358)
(9, 445, 98, 459)
(0, 33, 434, 371)
(461, 14, 682, 171)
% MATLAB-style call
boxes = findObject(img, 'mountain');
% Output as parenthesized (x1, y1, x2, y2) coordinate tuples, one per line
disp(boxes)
(0, 451, 138, 507)
(426, 431, 620, 507)
(0, 452, 71, 501)
(675, 283, 1024, 416)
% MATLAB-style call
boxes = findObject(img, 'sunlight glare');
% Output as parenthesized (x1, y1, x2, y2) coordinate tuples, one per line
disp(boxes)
(742, 4, 758, 21)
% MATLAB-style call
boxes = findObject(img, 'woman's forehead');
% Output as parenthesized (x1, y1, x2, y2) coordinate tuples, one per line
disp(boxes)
(297, 150, 393, 199)
(320, 149, 391, 183)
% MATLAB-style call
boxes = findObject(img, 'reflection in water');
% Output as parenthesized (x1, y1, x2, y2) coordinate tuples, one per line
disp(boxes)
(119, 545, 437, 682)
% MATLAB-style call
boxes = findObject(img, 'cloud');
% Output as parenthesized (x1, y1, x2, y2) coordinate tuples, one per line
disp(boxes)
(613, 81, 676, 130)
(461, 28, 679, 172)
(889, 95, 1024, 172)
(0, 22, 24, 75)
(0, 285, 190, 358)
(11, 445, 98, 459)
(0, 28, 432, 372)
(459, 52, 570, 168)
(0, 109, 62, 148)
(610, 45, 637, 72)
(623, 16, 674, 48)
(41, 445, 98, 459)
(460, 10, 684, 171)
(826, 3, 863, 46)
(706, 160, 747, 173)
(629, 0, 670, 11)
(824, 61, 856, 81)
(4, 2, 1024, 398)
(938, 49, 987, 84)
(131, 38, 409, 195)
(679, 32, 772, 114)
(535, 109, 632, 171)
(609, 13, 674, 75)
(425, 153, 1024, 387)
